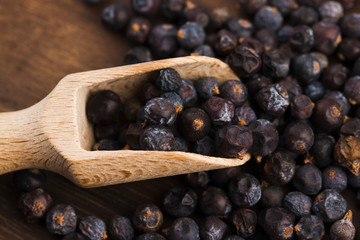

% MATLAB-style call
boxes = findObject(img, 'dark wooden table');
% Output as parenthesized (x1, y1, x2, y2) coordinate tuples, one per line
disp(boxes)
(0, 0, 360, 239)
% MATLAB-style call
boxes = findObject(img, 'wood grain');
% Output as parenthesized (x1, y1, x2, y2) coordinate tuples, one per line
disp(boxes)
(0, 0, 359, 239)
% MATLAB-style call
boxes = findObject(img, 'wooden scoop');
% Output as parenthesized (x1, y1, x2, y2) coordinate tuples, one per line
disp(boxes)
(0, 56, 251, 188)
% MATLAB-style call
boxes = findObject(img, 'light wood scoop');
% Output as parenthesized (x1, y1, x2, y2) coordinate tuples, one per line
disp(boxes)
(0, 56, 251, 188)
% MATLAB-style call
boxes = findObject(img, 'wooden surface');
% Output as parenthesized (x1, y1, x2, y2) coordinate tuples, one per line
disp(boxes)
(0, 0, 359, 239)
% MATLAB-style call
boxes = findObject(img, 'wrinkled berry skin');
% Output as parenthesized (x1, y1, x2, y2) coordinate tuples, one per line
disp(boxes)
(199, 186, 232, 218)
(139, 125, 175, 151)
(340, 118, 360, 139)
(290, 95, 313, 120)
(203, 96, 235, 126)
(213, 29, 237, 56)
(256, 83, 289, 116)
(144, 98, 176, 125)
(160, 92, 183, 114)
(263, 151, 296, 186)
(330, 216, 356, 240)
(324, 91, 351, 116)
(293, 164, 322, 196)
(195, 77, 220, 99)
(233, 106, 257, 126)
(180, 107, 210, 142)
(192, 136, 214, 156)
(283, 192, 312, 218)
(148, 24, 177, 58)
(176, 79, 198, 108)
(290, 25, 314, 53)
(259, 208, 295, 240)
(322, 166, 347, 192)
(313, 21, 342, 55)
(86, 90, 123, 125)
(101, 2, 130, 30)
(318, 1, 343, 22)
(229, 208, 257, 238)
(220, 80, 247, 107)
(185, 171, 210, 188)
(312, 189, 347, 223)
(199, 216, 228, 240)
(18, 188, 53, 223)
(260, 186, 284, 208)
(132, 204, 163, 232)
(78, 216, 107, 240)
(163, 188, 197, 217)
(294, 215, 325, 240)
(168, 217, 200, 240)
(131, 0, 161, 17)
(109, 216, 134, 240)
(283, 120, 314, 154)
(46, 204, 77, 235)
(215, 125, 253, 158)
(311, 133, 335, 167)
(226, 45, 262, 78)
(228, 173, 261, 207)
(135, 232, 166, 240)
(292, 54, 321, 85)
(156, 68, 181, 91)
(262, 48, 290, 79)
(177, 22, 205, 50)
(322, 63, 348, 90)
(344, 76, 360, 105)
(278, 77, 302, 101)
(254, 6, 283, 31)
(312, 98, 344, 134)
(13, 169, 46, 193)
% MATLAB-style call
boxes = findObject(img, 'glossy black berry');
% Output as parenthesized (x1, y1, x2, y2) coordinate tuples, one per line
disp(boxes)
(226, 45, 262, 78)
(13, 169, 46, 193)
(215, 125, 253, 158)
(185, 171, 210, 188)
(168, 217, 199, 240)
(101, 2, 130, 30)
(259, 208, 295, 240)
(344, 76, 360, 105)
(312, 189, 347, 223)
(313, 21, 342, 55)
(294, 215, 325, 240)
(213, 29, 237, 56)
(229, 208, 257, 238)
(126, 17, 151, 44)
(283, 120, 314, 154)
(304, 81, 325, 102)
(227, 19, 254, 38)
(199, 216, 229, 240)
(144, 98, 176, 125)
(291, 6, 319, 26)
(293, 164, 322, 195)
(18, 188, 53, 223)
(322, 166, 347, 192)
(318, 1, 343, 22)
(290, 25, 314, 53)
(263, 151, 296, 186)
(139, 125, 175, 151)
(292, 54, 321, 85)
(260, 186, 284, 208)
(131, 0, 161, 17)
(148, 24, 177, 58)
(199, 186, 232, 218)
(255, 83, 290, 116)
(254, 6, 283, 31)
(46, 204, 77, 235)
(86, 90, 123, 125)
(310, 133, 335, 168)
(203, 96, 235, 126)
(312, 98, 344, 134)
(79, 216, 107, 240)
(109, 216, 134, 240)
(180, 107, 210, 142)
(163, 188, 197, 217)
(248, 119, 279, 159)
(132, 204, 163, 232)
(228, 173, 261, 207)
(283, 192, 312, 218)
(177, 22, 205, 50)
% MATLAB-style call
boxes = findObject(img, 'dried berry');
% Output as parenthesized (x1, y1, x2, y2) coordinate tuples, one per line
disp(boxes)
(254, 28, 278, 50)
(177, 22, 205, 50)
(322, 166, 347, 192)
(229, 208, 257, 238)
(132, 204, 163, 232)
(310, 133, 335, 168)
(292, 164, 322, 196)
(213, 29, 237, 56)
(185, 171, 210, 188)
(312, 189, 347, 223)
(290, 25, 314, 53)
(203, 96, 235, 126)
(318, 1, 343, 22)
(228, 173, 261, 207)
(255, 83, 290, 116)
(330, 210, 355, 240)
(294, 215, 325, 240)
(176, 79, 197, 108)
(283, 120, 314, 154)
(136, 232, 166, 240)
(337, 38, 360, 63)
(340, 118, 360, 139)
(199, 186, 232, 218)
(124, 46, 153, 65)
(94, 124, 120, 141)
(305, 82, 325, 102)
(210, 7, 231, 29)
(131, 0, 161, 17)
(126, 123, 143, 150)
(334, 136, 360, 175)
(13, 169, 46, 193)
(191, 45, 215, 57)
(239, 0, 267, 15)
(161, 0, 186, 20)
(210, 167, 241, 187)
(194, 77, 220, 99)
(283, 192, 312, 218)
(78, 216, 107, 240)
(139, 125, 175, 151)
(101, 2, 130, 30)
(263, 151, 296, 186)
(260, 186, 284, 208)
(262, 48, 290, 79)
(219, 80, 247, 107)
(46, 204, 77, 235)
(292, 54, 321, 85)
(312, 98, 344, 134)
(86, 90, 123, 125)
(109, 216, 134, 240)
(290, 95, 313, 120)
(324, 91, 351, 115)
(199, 216, 229, 240)
(226, 45, 262, 78)
(344, 76, 360, 105)
(313, 21, 342, 55)
(18, 188, 53, 223)
(148, 24, 177, 58)
(233, 106, 257, 126)
(168, 217, 199, 240)
(163, 188, 197, 217)
(126, 17, 151, 44)
(180, 107, 210, 142)
(290, 6, 319, 26)
(182, 2, 209, 27)
(227, 19, 254, 39)
(192, 136, 214, 156)
(254, 6, 283, 31)
(278, 77, 302, 101)
(144, 98, 176, 125)
(259, 208, 295, 240)
(215, 125, 253, 158)
(340, 13, 360, 38)
(322, 63, 348, 90)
